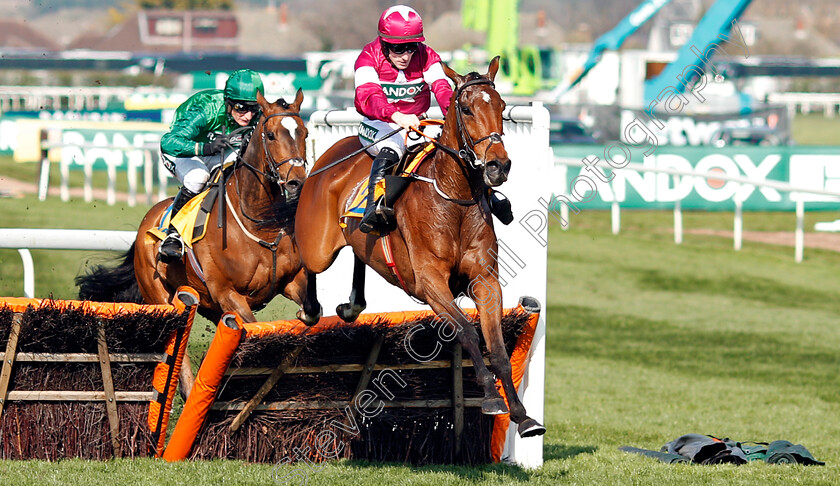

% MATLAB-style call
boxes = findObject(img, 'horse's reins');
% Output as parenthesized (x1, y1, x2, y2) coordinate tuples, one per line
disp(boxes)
(218, 111, 305, 297)
(402, 77, 502, 206)
(307, 126, 404, 177)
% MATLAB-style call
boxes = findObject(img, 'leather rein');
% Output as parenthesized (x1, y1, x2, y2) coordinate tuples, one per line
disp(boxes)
(218, 110, 305, 298)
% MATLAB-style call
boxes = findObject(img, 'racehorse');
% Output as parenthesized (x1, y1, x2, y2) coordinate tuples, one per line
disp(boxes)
(294, 57, 545, 438)
(77, 89, 321, 395)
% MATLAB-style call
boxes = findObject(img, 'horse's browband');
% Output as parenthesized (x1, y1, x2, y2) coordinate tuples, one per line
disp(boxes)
(262, 111, 301, 125)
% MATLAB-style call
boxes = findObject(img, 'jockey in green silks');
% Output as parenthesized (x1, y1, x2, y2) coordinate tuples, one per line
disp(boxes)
(158, 69, 264, 262)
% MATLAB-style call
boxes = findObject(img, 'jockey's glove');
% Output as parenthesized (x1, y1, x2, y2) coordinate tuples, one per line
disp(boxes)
(203, 135, 229, 155)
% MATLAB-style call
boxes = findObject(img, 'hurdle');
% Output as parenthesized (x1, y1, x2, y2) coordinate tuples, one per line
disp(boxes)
(0, 287, 197, 459)
(163, 298, 541, 465)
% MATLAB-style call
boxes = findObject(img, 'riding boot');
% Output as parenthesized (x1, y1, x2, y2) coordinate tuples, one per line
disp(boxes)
(359, 147, 399, 234)
(159, 187, 199, 262)
(488, 189, 514, 225)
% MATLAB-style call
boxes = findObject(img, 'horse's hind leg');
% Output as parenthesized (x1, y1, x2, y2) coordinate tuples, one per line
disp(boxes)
(336, 256, 367, 322)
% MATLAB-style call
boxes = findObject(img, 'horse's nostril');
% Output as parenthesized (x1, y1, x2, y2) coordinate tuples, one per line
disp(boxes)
(485, 161, 502, 173)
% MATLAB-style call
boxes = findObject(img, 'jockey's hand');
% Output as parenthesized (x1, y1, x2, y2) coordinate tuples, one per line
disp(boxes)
(391, 112, 421, 131)
(203, 134, 229, 155)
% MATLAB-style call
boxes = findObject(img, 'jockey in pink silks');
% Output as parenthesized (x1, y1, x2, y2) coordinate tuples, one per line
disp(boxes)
(353, 5, 453, 233)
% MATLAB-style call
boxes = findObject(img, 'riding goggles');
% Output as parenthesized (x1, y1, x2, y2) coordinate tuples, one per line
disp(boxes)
(231, 101, 259, 114)
(386, 42, 419, 55)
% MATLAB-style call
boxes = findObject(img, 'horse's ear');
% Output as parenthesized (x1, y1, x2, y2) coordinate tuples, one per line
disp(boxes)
(256, 90, 269, 112)
(291, 88, 304, 112)
(442, 61, 464, 88)
(487, 56, 500, 82)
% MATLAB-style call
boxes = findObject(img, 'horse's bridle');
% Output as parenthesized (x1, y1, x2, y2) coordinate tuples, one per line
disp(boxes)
(451, 78, 504, 169)
(238, 111, 306, 190)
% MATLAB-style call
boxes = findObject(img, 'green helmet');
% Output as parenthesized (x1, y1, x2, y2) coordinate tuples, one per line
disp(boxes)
(224, 69, 264, 102)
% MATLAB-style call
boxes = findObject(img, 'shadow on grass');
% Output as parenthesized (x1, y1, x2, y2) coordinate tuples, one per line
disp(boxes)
(339, 444, 597, 482)
(342, 459, 534, 482)
(544, 443, 597, 461)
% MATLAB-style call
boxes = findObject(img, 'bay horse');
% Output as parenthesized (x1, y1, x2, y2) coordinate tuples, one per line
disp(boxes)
(294, 57, 545, 438)
(77, 89, 321, 394)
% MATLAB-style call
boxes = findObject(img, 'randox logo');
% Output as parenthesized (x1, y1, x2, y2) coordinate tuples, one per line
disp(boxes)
(381, 82, 425, 101)
(359, 123, 377, 141)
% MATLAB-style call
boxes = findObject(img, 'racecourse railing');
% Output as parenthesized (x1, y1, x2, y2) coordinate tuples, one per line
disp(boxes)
(38, 129, 170, 207)
(0, 229, 135, 298)
(553, 155, 840, 262)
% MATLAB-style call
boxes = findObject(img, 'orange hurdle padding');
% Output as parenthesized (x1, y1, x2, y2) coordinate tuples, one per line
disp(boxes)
(490, 298, 541, 462)
(162, 302, 540, 462)
(148, 286, 199, 457)
(163, 312, 244, 461)
(0, 296, 175, 317)
(242, 309, 480, 338)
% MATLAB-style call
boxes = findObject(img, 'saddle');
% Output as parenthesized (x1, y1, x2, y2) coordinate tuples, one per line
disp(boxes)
(341, 142, 435, 226)
(145, 164, 230, 247)
(340, 140, 514, 228)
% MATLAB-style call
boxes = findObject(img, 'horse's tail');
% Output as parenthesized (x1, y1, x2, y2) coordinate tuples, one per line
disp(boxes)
(75, 242, 144, 304)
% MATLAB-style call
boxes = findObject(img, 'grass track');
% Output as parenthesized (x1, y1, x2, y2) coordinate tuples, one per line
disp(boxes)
(1, 193, 840, 484)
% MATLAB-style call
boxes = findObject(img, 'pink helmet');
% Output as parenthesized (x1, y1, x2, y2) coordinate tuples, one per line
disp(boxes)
(378, 5, 424, 43)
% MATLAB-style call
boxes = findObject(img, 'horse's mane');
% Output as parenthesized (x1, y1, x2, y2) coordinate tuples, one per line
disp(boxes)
(255, 196, 299, 234)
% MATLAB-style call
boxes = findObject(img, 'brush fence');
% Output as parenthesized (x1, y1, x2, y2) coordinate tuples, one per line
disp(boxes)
(164, 298, 541, 465)
(0, 286, 198, 459)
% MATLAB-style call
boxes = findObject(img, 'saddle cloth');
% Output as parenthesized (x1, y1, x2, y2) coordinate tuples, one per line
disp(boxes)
(145, 168, 227, 248)
(341, 142, 436, 225)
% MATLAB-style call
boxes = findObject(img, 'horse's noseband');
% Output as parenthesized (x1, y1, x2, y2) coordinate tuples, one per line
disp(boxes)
(453, 78, 503, 169)
(258, 111, 305, 185)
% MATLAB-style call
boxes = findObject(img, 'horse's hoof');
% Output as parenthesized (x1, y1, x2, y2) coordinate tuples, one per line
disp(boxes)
(481, 397, 509, 415)
(296, 306, 321, 326)
(336, 302, 365, 323)
(517, 418, 546, 438)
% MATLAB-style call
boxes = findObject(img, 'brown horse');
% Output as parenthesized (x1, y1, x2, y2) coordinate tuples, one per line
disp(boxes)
(294, 57, 545, 438)
(77, 89, 321, 394)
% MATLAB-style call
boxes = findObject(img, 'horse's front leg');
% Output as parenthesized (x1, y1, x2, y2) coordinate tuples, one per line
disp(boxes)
(471, 270, 546, 438)
(336, 255, 367, 322)
(211, 288, 258, 322)
(417, 272, 508, 415)
(283, 268, 322, 326)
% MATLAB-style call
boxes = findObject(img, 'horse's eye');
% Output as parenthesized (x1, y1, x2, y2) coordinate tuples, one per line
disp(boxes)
(266, 131, 276, 141)
(460, 104, 473, 116)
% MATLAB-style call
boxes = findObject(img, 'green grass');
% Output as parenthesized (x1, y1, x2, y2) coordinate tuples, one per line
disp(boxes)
(792, 113, 840, 145)
(2, 192, 840, 484)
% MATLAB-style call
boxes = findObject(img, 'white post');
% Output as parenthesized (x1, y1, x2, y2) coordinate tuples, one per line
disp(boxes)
(60, 158, 71, 202)
(560, 203, 569, 230)
(611, 201, 620, 235)
(734, 199, 743, 251)
(674, 199, 683, 244)
(795, 200, 804, 263)
(18, 249, 34, 298)
(127, 159, 138, 208)
(38, 156, 51, 202)
(107, 162, 117, 206)
(144, 150, 154, 205)
(158, 158, 169, 202)
(84, 160, 94, 202)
